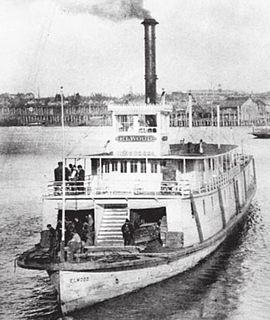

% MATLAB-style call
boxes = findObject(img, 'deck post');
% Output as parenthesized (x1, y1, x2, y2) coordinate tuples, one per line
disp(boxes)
(60, 86, 66, 263)
(233, 178, 240, 215)
(218, 187, 226, 229)
(252, 157, 257, 185)
(190, 193, 203, 243)
(243, 170, 247, 200)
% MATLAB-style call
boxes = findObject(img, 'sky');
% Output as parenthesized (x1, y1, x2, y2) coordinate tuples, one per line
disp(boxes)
(1, 0, 270, 97)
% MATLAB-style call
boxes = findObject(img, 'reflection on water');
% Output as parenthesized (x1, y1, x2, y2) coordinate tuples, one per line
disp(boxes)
(0, 127, 270, 320)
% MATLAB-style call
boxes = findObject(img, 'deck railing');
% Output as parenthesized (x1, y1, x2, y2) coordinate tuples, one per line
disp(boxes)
(46, 156, 252, 198)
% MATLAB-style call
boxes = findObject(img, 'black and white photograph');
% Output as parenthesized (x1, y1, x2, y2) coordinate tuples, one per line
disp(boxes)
(0, 0, 270, 319)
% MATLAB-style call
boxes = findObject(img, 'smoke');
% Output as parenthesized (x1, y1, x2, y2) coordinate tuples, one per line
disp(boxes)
(58, 0, 151, 21)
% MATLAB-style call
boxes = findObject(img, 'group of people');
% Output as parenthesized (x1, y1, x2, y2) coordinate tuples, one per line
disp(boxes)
(47, 214, 94, 261)
(54, 162, 85, 194)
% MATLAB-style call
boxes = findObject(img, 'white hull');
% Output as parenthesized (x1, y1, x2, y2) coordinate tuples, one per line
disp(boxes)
(55, 238, 223, 315)
(51, 181, 256, 315)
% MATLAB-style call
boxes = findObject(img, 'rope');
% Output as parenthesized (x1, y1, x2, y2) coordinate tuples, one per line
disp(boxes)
(28, 0, 57, 92)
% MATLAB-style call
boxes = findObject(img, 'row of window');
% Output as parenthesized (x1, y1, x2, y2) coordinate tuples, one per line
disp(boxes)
(102, 160, 159, 174)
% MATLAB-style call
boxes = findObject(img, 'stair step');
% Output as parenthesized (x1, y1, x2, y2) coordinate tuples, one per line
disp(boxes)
(97, 234, 123, 239)
(103, 210, 128, 213)
(102, 215, 128, 218)
(102, 218, 127, 220)
(99, 226, 124, 230)
(97, 242, 124, 247)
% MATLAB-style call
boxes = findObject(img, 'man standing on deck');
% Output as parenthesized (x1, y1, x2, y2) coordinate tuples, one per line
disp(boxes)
(121, 219, 134, 246)
(77, 165, 85, 193)
(47, 224, 57, 260)
(54, 162, 63, 181)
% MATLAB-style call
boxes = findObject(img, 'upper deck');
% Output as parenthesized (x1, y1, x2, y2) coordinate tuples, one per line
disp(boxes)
(46, 143, 251, 200)
(46, 102, 252, 200)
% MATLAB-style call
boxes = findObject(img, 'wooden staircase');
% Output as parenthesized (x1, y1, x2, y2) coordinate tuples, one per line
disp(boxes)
(96, 207, 129, 246)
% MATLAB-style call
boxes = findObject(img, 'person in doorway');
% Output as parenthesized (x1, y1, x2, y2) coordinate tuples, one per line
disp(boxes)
(55, 219, 62, 249)
(121, 219, 134, 246)
(67, 231, 82, 261)
(47, 224, 57, 260)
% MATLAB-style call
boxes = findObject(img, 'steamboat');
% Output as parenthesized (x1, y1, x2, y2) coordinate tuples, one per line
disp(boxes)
(17, 18, 257, 315)
(251, 125, 270, 138)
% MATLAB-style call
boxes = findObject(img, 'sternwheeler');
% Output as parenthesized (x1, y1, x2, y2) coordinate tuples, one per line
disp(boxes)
(17, 18, 257, 315)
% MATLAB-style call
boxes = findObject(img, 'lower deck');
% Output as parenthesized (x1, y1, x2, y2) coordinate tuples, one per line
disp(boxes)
(16, 156, 257, 274)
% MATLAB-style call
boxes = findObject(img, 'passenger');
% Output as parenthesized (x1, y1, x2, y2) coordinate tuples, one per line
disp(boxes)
(56, 219, 62, 246)
(68, 165, 78, 193)
(65, 165, 70, 181)
(199, 139, 204, 154)
(54, 162, 63, 181)
(47, 224, 57, 260)
(65, 220, 75, 245)
(54, 162, 63, 194)
(70, 165, 78, 181)
(67, 231, 82, 261)
(121, 219, 134, 246)
(88, 214, 95, 245)
(73, 217, 82, 236)
(77, 165, 85, 193)
(81, 221, 94, 248)
(68, 163, 73, 177)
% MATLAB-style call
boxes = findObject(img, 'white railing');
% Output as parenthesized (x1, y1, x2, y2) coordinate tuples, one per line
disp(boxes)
(46, 156, 251, 198)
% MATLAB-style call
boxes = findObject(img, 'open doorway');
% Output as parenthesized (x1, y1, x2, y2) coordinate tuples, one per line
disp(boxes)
(57, 209, 94, 245)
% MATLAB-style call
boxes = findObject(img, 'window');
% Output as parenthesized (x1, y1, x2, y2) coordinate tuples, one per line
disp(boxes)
(130, 161, 138, 173)
(120, 161, 127, 173)
(208, 158, 211, 169)
(140, 160, 146, 173)
(111, 160, 118, 172)
(139, 115, 157, 128)
(103, 160, 109, 173)
(117, 115, 134, 132)
(151, 161, 158, 173)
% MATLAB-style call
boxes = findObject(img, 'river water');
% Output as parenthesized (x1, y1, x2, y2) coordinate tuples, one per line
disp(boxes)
(0, 126, 270, 320)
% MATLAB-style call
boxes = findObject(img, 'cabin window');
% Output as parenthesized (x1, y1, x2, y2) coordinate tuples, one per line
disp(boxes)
(120, 161, 127, 173)
(117, 115, 134, 132)
(130, 160, 138, 173)
(103, 160, 110, 173)
(140, 160, 146, 173)
(111, 160, 118, 172)
(139, 114, 157, 127)
(177, 160, 183, 173)
(151, 161, 158, 173)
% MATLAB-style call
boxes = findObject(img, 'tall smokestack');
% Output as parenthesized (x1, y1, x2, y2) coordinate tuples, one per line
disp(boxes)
(142, 18, 158, 104)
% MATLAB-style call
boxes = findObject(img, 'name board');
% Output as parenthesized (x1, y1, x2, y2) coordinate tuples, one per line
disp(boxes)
(117, 150, 155, 156)
(116, 135, 156, 142)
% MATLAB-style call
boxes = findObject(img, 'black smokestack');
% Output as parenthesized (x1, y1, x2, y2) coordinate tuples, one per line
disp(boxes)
(142, 18, 158, 104)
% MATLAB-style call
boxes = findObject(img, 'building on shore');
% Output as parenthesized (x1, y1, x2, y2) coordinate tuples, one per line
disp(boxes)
(1, 91, 270, 127)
